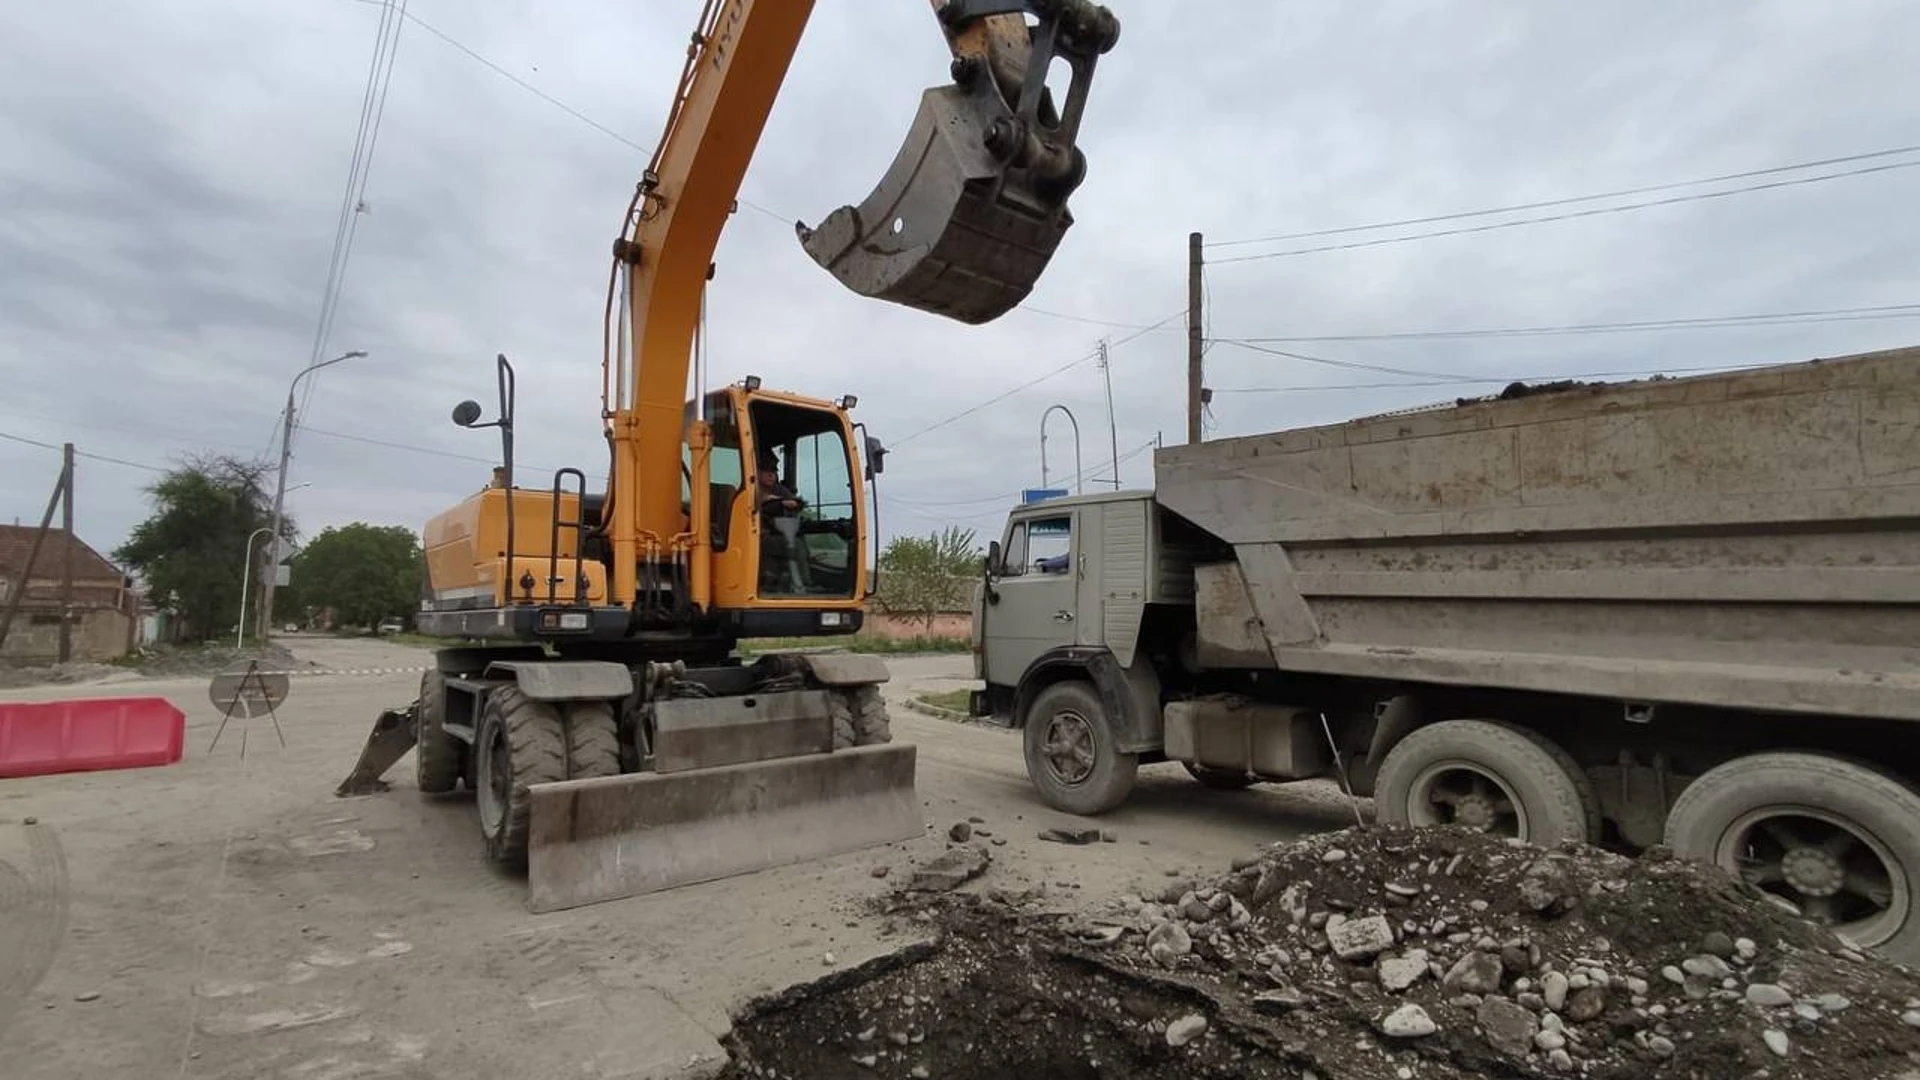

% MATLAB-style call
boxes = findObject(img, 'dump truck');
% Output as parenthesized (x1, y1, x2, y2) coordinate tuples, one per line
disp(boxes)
(971, 345, 1920, 963)
(335, 0, 1123, 913)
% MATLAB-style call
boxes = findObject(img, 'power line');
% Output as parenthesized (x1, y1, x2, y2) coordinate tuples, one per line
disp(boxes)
(892, 311, 1183, 447)
(1211, 361, 1787, 395)
(1211, 158, 1920, 265)
(1222, 302, 1920, 344)
(1208, 338, 1477, 381)
(0, 430, 167, 473)
(1206, 144, 1920, 249)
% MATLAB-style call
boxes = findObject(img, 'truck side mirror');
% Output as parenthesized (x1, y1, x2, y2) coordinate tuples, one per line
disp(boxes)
(984, 540, 1003, 577)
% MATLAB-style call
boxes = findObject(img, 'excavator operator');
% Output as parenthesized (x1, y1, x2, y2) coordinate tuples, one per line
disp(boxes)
(758, 460, 807, 594)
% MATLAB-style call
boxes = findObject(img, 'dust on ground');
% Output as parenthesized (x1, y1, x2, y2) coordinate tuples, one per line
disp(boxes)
(718, 825, 1920, 1079)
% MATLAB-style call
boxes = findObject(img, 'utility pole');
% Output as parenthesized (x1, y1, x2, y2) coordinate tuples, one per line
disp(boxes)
(1186, 231, 1204, 444)
(1097, 339, 1120, 489)
(59, 442, 74, 663)
(0, 452, 72, 652)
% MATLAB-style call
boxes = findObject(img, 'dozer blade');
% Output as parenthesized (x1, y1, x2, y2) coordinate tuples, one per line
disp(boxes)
(334, 706, 416, 797)
(525, 743, 921, 913)
(797, 84, 1075, 326)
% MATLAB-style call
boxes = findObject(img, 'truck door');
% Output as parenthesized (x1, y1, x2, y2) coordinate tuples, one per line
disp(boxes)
(982, 509, 1080, 686)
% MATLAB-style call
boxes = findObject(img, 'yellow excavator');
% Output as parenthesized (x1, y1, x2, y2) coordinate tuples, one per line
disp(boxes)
(337, 0, 1121, 912)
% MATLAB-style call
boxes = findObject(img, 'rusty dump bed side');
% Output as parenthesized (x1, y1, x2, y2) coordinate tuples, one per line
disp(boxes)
(1154, 346, 1920, 721)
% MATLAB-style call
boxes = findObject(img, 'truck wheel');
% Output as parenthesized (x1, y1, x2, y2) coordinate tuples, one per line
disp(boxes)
(1183, 762, 1257, 790)
(1023, 681, 1137, 816)
(563, 701, 622, 779)
(1375, 719, 1600, 845)
(474, 685, 566, 866)
(415, 669, 462, 794)
(1664, 752, 1920, 965)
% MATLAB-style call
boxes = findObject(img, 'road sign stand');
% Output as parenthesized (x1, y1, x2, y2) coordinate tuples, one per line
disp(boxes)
(208, 659, 288, 757)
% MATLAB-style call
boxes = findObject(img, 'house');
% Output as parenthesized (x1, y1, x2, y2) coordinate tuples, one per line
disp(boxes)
(0, 524, 135, 664)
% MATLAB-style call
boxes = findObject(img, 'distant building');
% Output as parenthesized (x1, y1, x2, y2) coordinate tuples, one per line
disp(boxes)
(0, 524, 136, 664)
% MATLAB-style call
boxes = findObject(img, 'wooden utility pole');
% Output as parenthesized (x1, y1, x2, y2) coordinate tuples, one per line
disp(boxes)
(59, 442, 75, 663)
(1186, 231, 1204, 444)
(0, 451, 72, 652)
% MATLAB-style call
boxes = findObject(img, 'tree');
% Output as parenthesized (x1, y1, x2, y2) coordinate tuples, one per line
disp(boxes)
(876, 526, 980, 630)
(113, 454, 290, 642)
(292, 523, 422, 630)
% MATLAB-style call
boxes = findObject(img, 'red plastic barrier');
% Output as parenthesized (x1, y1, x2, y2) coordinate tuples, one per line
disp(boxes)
(0, 697, 186, 779)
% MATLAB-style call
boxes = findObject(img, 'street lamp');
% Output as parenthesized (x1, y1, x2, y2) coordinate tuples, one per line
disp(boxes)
(261, 350, 365, 639)
(240, 482, 311, 647)
(1041, 404, 1083, 496)
(236, 526, 274, 649)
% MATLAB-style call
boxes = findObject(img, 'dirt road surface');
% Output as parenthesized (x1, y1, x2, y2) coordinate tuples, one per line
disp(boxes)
(0, 637, 1360, 1079)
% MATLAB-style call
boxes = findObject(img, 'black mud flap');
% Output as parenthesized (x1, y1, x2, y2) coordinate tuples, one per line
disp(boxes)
(334, 705, 418, 797)
(796, 3, 1117, 325)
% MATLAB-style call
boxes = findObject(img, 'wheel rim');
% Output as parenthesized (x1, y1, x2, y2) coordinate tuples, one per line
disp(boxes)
(1406, 759, 1528, 839)
(1714, 806, 1908, 949)
(1040, 709, 1097, 787)
(476, 717, 508, 837)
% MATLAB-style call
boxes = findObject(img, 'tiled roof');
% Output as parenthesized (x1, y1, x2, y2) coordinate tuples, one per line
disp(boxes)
(0, 524, 124, 583)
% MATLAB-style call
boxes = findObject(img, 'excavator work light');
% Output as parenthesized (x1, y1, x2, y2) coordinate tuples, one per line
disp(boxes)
(743, 375, 763, 392)
(839, 395, 858, 410)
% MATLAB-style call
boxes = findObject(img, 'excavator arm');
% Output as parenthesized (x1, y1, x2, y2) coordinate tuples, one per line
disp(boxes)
(601, 0, 1119, 620)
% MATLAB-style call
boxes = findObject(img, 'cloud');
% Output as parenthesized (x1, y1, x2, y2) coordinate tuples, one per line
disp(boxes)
(3, 0, 1917, 566)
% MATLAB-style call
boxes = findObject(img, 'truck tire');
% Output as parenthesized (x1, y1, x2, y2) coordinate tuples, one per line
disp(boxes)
(1183, 762, 1257, 790)
(1664, 751, 1920, 966)
(1374, 719, 1600, 845)
(1023, 681, 1137, 816)
(415, 669, 463, 794)
(563, 701, 622, 779)
(474, 685, 567, 866)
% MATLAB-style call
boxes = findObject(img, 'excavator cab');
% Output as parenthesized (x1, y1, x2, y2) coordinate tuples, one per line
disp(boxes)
(798, 0, 1121, 324)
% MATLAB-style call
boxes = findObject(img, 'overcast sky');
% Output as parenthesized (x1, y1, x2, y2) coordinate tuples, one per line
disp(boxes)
(3, 0, 1917, 566)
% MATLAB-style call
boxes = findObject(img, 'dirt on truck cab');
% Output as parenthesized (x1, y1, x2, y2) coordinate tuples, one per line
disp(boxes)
(970, 345, 1920, 965)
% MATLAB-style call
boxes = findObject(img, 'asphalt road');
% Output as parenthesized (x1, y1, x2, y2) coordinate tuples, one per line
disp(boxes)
(0, 636, 1361, 1079)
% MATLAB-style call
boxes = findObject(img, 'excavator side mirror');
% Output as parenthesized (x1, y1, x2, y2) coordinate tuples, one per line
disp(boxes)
(864, 435, 888, 477)
(452, 400, 484, 427)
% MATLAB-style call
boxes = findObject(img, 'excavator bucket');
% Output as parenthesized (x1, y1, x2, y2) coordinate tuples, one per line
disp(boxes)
(525, 744, 921, 913)
(797, 1, 1119, 325)
(797, 84, 1074, 326)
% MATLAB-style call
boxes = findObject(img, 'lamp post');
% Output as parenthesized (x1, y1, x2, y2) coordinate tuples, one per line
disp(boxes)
(261, 350, 365, 639)
(236, 526, 274, 649)
(1040, 404, 1083, 495)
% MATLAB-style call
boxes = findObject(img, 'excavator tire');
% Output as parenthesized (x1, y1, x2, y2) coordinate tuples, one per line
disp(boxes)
(564, 701, 622, 779)
(475, 685, 566, 866)
(415, 669, 463, 794)
(849, 686, 892, 746)
(828, 692, 858, 751)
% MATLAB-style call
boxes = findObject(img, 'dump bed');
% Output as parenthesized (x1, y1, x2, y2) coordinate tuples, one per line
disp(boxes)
(1153, 346, 1920, 721)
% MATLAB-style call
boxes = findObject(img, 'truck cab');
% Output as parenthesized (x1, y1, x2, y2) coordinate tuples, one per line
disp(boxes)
(971, 491, 1234, 813)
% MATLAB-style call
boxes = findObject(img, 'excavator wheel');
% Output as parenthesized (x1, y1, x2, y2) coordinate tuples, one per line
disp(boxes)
(475, 685, 567, 866)
(415, 669, 463, 794)
(564, 701, 622, 779)
(826, 685, 892, 749)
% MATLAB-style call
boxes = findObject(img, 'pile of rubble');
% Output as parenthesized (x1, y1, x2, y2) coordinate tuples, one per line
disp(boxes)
(1102, 825, 1920, 1078)
(721, 825, 1920, 1079)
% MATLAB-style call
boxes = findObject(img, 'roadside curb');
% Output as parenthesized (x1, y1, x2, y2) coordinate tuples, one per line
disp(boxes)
(904, 697, 976, 724)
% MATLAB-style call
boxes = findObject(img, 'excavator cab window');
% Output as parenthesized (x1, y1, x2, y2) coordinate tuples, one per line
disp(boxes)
(748, 400, 857, 600)
(683, 392, 744, 550)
